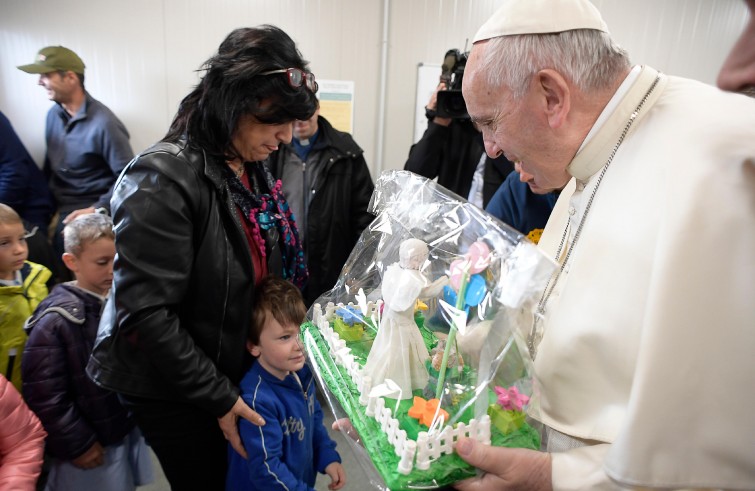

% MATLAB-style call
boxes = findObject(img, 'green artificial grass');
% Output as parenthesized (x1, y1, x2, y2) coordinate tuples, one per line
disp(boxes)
(302, 317, 540, 490)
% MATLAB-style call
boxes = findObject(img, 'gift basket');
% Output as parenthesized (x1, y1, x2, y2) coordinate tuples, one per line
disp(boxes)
(301, 170, 556, 489)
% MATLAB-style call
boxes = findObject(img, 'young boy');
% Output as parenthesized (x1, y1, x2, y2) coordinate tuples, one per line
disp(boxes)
(0, 203, 51, 393)
(226, 275, 346, 491)
(21, 213, 153, 490)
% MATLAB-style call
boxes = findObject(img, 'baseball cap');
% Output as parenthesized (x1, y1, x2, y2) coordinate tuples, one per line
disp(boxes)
(17, 46, 85, 75)
(474, 0, 608, 43)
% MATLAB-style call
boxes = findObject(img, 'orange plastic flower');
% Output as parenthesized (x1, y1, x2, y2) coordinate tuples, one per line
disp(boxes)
(407, 396, 449, 427)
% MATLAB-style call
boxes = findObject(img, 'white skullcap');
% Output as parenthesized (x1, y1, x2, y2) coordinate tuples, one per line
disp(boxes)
(473, 0, 608, 43)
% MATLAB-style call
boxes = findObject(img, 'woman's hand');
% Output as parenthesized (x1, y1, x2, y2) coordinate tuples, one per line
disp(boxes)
(218, 396, 266, 459)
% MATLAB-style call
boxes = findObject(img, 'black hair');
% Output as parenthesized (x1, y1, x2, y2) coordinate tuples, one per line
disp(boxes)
(164, 25, 318, 161)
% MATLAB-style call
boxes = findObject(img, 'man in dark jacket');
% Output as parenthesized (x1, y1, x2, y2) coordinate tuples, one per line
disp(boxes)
(0, 111, 54, 235)
(269, 106, 375, 306)
(0, 111, 58, 281)
(404, 82, 514, 208)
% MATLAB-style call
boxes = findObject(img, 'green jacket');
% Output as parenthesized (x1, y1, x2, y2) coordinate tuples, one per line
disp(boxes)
(0, 261, 50, 392)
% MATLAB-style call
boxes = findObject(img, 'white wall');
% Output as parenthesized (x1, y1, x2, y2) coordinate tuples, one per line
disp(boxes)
(0, 0, 748, 179)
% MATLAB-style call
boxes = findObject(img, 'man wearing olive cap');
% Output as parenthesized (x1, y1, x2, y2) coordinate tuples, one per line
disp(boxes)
(451, 0, 755, 490)
(18, 46, 133, 265)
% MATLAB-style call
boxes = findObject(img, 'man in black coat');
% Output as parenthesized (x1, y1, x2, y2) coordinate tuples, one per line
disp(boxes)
(268, 106, 375, 306)
(404, 81, 514, 208)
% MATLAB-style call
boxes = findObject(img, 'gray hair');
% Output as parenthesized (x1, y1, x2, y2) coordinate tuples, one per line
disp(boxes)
(479, 29, 631, 99)
(63, 213, 114, 256)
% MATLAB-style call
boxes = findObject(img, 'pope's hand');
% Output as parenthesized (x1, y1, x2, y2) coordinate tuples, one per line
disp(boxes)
(453, 437, 552, 491)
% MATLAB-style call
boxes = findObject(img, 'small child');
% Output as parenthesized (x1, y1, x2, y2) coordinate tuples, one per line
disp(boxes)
(21, 213, 153, 490)
(0, 203, 51, 393)
(226, 275, 345, 491)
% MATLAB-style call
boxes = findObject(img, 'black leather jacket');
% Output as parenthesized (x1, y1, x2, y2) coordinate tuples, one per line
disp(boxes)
(87, 140, 255, 418)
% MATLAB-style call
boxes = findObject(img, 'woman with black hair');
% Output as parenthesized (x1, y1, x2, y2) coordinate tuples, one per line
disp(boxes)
(86, 25, 319, 490)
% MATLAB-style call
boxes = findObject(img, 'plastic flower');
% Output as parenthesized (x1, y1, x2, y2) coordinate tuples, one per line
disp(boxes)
(408, 396, 449, 427)
(466, 241, 492, 273)
(494, 386, 530, 411)
(336, 305, 362, 325)
(449, 241, 492, 290)
(415, 299, 428, 311)
(527, 228, 544, 245)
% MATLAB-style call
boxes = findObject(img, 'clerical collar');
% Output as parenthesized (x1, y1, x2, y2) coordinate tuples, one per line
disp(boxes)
(569, 65, 667, 181)
(292, 129, 320, 161)
(578, 65, 642, 153)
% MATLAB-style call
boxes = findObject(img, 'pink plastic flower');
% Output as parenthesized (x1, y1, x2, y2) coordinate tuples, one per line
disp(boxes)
(449, 259, 467, 291)
(494, 386, 530, 411)
(466, 241, 491, 274)
(449, 241, 492, 290)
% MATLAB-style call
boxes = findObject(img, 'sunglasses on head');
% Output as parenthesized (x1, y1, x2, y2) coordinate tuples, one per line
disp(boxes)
(261, 67, 318, 93)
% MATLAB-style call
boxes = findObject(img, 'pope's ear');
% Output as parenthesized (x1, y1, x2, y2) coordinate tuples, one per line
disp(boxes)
(536, 69, 570, 129)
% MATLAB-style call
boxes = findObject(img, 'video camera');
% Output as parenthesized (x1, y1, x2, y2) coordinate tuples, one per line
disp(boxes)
(435, 48, 469, 119)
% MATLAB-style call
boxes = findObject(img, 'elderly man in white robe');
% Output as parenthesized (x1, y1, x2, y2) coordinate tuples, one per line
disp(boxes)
(451, 0, 755, 490)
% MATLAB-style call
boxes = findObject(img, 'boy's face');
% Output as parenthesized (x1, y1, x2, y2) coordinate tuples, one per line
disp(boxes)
(62, 237, 115, 296)
(248, 312, 305, 380)
(0, 222, 29, 280)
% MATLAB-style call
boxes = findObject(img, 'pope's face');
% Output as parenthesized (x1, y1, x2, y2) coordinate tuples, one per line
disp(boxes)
(231, 114, 293, 162)
(463, 44, 572, 191)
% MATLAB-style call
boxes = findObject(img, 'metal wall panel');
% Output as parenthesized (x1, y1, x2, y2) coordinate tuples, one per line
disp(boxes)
(0, 0, 748, 176)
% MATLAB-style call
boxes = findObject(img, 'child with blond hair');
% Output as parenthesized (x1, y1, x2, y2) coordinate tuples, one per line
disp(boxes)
(22, 214, 153, 490)
(0, 203, 50, 393)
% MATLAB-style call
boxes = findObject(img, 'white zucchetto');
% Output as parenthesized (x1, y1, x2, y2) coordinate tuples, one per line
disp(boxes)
(473, 0, 608, 43)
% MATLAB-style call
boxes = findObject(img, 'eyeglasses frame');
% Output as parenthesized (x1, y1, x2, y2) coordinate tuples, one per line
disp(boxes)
(260, 67, 318, 93)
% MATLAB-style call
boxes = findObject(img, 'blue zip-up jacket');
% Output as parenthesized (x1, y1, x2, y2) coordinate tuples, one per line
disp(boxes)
(226, 362, 340, 491)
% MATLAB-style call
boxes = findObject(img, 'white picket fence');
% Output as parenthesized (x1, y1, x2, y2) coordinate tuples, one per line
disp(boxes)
(312, 302, 491, 475)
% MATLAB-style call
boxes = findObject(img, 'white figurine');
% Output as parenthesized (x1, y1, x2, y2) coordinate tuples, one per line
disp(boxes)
(362, 239, 448, 399)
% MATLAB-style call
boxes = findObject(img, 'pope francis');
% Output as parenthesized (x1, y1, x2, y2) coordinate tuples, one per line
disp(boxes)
(453, 0, 755, 490)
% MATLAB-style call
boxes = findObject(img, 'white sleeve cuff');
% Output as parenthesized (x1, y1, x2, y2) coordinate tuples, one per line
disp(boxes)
(551, 444, 624, 491)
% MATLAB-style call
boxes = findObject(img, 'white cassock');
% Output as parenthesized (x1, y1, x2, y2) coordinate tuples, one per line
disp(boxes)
(531, 65, 755, 490)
